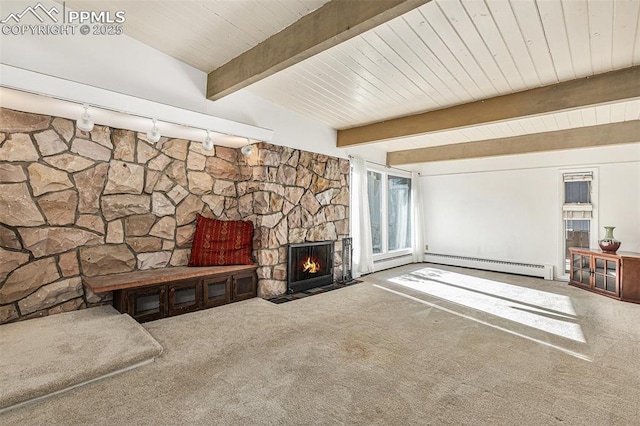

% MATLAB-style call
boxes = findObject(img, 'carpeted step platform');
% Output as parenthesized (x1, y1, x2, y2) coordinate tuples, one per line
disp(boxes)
(0, 306, 163, 413)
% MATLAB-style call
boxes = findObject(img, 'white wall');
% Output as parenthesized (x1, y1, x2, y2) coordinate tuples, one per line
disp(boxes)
(599, 162, 640, 250)
(420, 144, 640, 276)
(0, 0, 343, 158)
(423, 168, 558, 262)
(207, 90, 341, 157)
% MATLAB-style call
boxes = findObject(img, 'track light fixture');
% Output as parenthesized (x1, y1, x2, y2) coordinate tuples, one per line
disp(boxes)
(203, 130, 214, 151)
(73, 102, 259, 151)
(77, 103, 94, 132)
(147, 118, 161, 143)
(241, 138, 254, 156)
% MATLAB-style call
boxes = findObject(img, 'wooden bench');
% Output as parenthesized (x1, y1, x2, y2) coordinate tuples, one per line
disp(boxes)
(83, 265, 258, 322)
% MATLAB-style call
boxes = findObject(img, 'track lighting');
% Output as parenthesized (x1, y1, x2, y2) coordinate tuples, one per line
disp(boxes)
(203, 130, 214, 151)
(73, 103, 258, 151)
(76, 103, 94, 132)
(241, 138, 254, 156)
(147, 118, 161, 143)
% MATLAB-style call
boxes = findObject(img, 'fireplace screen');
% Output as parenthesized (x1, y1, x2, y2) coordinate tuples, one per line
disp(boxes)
(288, 241, 334, 293)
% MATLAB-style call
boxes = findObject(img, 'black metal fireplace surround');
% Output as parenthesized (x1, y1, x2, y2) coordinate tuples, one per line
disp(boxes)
(287, 241, 334, 293)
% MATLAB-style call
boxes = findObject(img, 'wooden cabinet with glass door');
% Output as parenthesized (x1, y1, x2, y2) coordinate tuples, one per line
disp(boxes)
(592, 257, 619, 296)
(569, 248, 640, 303)
(570, 252, 592, 289)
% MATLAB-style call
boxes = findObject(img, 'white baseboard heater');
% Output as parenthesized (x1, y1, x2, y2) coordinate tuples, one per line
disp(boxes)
(424, 253, 554, 280)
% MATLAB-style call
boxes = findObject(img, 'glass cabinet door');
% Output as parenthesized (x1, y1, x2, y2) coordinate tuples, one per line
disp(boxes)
(594, 258, 606, 290)
(168, 280, 201, 316)
(605, 259, 619, 295)
(571, 253, 592, 287)
(580, 255, 591, 286)
(571, 253, 581, 282)
(592, 256, 619, 296)
(233, 272, 257, 301)
(131, 286, 166, 322)
(202, 277, 231, 308)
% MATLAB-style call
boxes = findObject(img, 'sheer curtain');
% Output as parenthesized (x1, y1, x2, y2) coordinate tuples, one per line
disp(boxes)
(411, 172, 425, 263)
(350, 157, 374, 277)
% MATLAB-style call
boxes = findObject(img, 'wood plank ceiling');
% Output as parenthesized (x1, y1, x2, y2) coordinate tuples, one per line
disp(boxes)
(65, 0, 640, 164)
(247, 0, 640, 163)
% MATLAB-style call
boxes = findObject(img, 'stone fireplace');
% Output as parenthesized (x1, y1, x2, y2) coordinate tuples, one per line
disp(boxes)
(242, 144, 350, 298)
(0, 107, 350, 324)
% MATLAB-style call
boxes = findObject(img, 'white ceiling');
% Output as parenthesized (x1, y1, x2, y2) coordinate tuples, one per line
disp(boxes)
(61, 0, 640, 161)
(65, 0, 330, 72)
(249, 0, 640, 129)
(373, 98, 640, 153)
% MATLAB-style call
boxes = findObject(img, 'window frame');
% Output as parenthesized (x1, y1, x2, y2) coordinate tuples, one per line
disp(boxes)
(557, 167, 599, 280)
(367, 164, 413, 262)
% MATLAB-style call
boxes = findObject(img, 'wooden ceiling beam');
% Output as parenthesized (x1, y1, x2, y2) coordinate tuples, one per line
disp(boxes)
(207, 0, 430, 101)
(386, 121, 640, 165)
(339, 66, 640, 147)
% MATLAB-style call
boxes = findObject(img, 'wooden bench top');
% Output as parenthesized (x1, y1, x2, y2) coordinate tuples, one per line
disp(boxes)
(83, 264, 257, 293)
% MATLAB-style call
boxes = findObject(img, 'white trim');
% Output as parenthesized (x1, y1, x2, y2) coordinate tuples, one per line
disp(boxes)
(562, 204, 593, 211)
(563, 172, 593, 182)
(367, 167, 413, 259)
(373, 254, 415, 272)
(423, 253, 554, 280)
(373, 248, 412, 262)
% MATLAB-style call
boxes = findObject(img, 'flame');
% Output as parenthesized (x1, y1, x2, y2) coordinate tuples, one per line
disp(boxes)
(303, 257, 320, 273)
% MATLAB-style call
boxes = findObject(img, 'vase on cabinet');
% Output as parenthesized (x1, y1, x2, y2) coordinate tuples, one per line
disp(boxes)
(598, 226, 621, 253)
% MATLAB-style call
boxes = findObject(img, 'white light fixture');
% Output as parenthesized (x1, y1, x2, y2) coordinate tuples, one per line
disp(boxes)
(241, 138, 254, 156)
(76, 103, 94, 132)
(147, 118, 161, 143)
(203, 130, 214, 151)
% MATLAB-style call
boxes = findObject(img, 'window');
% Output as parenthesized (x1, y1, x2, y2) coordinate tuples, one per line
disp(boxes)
(367, 169, 412, 257)
(387, 175, 411, 251)
(367, 171, 382, 254)
(562, 172, 593, 273)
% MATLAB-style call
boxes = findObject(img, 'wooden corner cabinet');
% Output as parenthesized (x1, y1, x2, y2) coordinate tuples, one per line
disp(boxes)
(84, 265, 258, 322)
(569, 248, 640, 303)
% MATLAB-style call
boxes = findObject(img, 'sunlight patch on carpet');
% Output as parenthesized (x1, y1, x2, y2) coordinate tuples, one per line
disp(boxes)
(374, 283, 592, 362)
(388, 267, 584, 343)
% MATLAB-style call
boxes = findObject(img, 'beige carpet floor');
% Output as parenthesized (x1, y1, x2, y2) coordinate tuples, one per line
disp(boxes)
(1, 264, 639, 425)
(0, 306, 163, 413)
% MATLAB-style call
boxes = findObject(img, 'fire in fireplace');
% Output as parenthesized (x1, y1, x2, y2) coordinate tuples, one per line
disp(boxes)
(287, 241, 334, 293)
(302, 257, 320, 273)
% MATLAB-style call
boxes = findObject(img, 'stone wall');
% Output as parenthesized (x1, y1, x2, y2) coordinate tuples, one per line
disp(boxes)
(241, 144, 350, 296)
(0, 108, 349, 324)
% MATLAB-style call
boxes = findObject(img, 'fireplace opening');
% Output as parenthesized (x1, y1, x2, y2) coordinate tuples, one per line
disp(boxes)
(288, 241, 334, 294)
